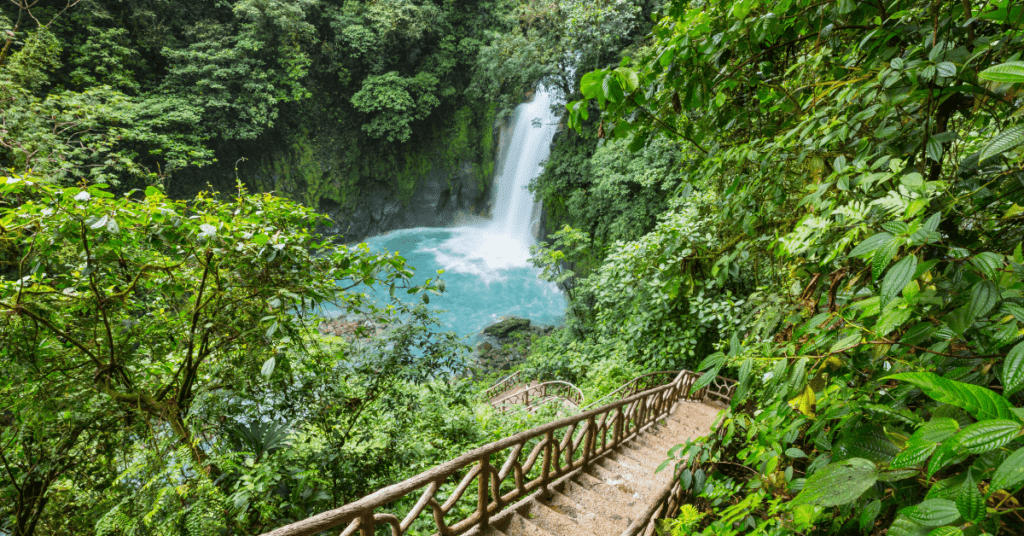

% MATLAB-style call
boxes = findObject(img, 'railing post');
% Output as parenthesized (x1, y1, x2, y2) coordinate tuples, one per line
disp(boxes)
(614, 408, 623, 445)
(359, 512, 374, 536)
(541, 430, 553, 492)
(638, 396, 647, 428)
(582, 417, 595, 468)
(478, 454, 490, 529)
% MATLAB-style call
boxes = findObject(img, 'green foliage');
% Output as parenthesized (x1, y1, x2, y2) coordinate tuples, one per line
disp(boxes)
(0, 174, 468, 534)
(562, 0, 1024, 533)
(351, 71, 441, 142)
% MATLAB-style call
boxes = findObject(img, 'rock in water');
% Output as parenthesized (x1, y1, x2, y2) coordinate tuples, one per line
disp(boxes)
(483, 317, 531, 338)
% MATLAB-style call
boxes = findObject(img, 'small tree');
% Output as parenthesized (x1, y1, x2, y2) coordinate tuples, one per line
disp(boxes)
(0, 175, 448, 534)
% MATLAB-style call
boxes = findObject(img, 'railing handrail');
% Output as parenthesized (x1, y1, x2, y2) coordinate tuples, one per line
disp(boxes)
(579, 371, 679, 412)
(261, 369, 731, 536)
(490, 380, 584, 411)
(481, 370, 523, 399)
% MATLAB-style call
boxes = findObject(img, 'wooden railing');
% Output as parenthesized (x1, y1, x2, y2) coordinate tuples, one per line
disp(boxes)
(481, 370, 523, 399)
(260, 370, 731, 536)
(579, 371, 679, 412)
(491, 381, 584, 414)
(704, 374, 738, 404)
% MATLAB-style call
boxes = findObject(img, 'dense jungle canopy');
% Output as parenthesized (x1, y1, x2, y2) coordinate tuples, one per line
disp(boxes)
(2, 0, 1024, 535)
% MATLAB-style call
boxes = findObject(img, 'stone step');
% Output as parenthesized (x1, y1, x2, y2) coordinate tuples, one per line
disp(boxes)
(521, 500, 600, 536)
(560, 478, 635, 532)
(540, 487, 625, 535)
(504, 514, 557, 536)
(489, 397, 723, 536)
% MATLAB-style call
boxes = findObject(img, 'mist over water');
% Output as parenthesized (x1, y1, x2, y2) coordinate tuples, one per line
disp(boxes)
(337, 88, 567, 338)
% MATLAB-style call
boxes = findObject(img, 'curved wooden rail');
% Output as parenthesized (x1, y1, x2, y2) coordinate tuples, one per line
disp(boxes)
(481, 370, 523, 400)
(492, 381, 584, 414)
(579, 371, 678, 412)
(260, 369, 732, 536)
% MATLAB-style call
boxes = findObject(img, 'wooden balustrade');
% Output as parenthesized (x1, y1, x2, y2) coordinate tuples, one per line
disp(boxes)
(579, 371, 679, 412)
(491, 381, 584, 414)
(260, 369, 730, 536)
(481, 370, 524, 399)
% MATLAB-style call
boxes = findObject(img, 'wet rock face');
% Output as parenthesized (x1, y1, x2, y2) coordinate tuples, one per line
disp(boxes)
(318, 162, 490, 243)
(472, 317, 557, 377)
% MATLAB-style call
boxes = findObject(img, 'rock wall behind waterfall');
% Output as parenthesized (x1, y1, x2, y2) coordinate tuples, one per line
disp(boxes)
(168, 100, 500, 243)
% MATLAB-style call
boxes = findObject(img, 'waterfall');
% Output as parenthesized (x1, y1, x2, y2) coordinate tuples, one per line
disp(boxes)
(336, 85, 567, 337)
(488, 88, 559, 245)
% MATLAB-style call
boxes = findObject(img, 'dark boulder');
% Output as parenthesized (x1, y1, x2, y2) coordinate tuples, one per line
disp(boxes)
(483, 317, 531, 339)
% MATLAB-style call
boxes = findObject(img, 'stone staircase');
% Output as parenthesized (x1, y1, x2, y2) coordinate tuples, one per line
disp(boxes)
(260, 370, 735, 536)
(482, 401, 719, 536)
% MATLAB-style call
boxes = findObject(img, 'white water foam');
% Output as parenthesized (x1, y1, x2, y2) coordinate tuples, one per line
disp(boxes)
(427, 87, 561, 282)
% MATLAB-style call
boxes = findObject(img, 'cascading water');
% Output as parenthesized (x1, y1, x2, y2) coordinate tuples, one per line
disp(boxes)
(333, 87, 566, 337)
(491, 89, 559, 244)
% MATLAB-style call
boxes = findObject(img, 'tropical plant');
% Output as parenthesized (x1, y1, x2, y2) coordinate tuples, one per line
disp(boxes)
(563, 0, 1024, 533)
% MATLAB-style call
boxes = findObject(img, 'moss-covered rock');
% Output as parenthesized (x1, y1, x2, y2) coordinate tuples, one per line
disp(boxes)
(483, 317, 531, 339)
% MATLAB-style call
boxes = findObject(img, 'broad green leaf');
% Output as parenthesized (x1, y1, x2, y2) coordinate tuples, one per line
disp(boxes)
(927, 528, 962, 536)
(602, 75, 625, 103)
(697, 351, 726, 371)
(738, 356, 753, 384)
(902, 322, 937, 345)
(887, 515, 927, 536)
(785, 447, 807, 458)
(839, 428, 900, 461)
(882, 256, 918, 308)
(253, 233, 270, 245)
(145, 186, 161, 197)
(580, 71, 605, 98)
(909, 418, 960, 445)
(979, 125, 1024, 162)
(878, 469, 918, 482)
(926, 138, 943, 162)
(829, 333, 861, 354)
(928, 441, 967, 476)
(900, 499, 960, 526)
(888, 373, 1020, 422)
(901, 174, 924, 188)
(261, 357, 276, 379)
(935, 62, 957, 78)
(614, 67, 640, 92)
(1002, 341, 1024, 396)
(873, 238, 900, 280)
(991, 447, 1024, 492)
(956, 473, 985, 523)
(791, 458, 877, 507)
(969, 280, 1000, 320)
(732, 0, 758, 19)
(979, 61, 1024, 84)
(970, 252, 1003, 279)
(952, 420, 1022, 454)
(860, 499, 882, 531)
(89, 215, 109, 230)
(849, 232, 894, 258)
(890, 444, 936, 469)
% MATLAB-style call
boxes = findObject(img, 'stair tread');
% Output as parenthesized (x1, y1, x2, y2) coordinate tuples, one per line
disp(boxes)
(561, 478, 638, 531)
(526, 500, 601, 536)
(597, 455, 667, 488)
(498, 397, 722, 536)
(481, 526, 509, 536)
(504, 515, 558, 536)
(539, 489, 628, 536)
